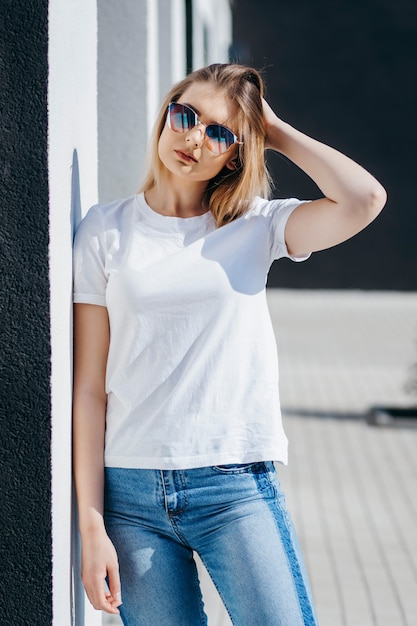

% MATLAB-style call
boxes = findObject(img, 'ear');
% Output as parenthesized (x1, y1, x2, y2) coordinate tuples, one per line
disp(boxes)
(225, 157, 238, 171)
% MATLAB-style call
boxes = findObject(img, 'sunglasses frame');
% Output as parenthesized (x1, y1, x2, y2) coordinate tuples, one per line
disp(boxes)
(167, 102, 243, 155)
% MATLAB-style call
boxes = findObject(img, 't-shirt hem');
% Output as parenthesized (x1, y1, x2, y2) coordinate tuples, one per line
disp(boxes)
(73, 293, 107, 306)
(104, 450, 288, 470)
(272, 198, 312, 262)
(288, 252, 312, 263)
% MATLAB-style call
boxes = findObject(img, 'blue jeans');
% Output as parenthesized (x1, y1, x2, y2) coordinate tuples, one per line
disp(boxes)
(104, 462, 317, 625)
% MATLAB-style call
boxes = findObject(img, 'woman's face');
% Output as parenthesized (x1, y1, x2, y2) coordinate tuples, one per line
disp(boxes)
(158, 82, 239, 185)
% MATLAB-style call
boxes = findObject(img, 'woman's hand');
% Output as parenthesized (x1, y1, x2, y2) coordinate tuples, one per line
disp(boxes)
(262, 98, 283, 151)
(261, 98, 386, 255)
(81, 528, 122, 615)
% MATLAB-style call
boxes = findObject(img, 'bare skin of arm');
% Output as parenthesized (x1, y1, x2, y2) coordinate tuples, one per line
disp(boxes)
(262, 99, 387, 256)
(73, 303, 122, 615)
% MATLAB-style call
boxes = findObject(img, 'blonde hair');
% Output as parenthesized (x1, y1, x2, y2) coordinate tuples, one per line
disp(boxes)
(139, 63, 272, 227)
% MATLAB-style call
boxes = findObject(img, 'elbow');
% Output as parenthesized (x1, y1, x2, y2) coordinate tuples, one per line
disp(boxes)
(365, 182, 387, 221)
(353, 181, 387, 226)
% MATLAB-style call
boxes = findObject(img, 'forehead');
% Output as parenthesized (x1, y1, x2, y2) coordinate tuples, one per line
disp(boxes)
(177, 82, 238, 127)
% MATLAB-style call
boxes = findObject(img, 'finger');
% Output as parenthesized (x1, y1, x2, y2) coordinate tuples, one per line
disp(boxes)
(107, 565, 122, 607)
(103, 593, 122, 613)
(103, 592, 121, 614)
(85, 578, 120, 614)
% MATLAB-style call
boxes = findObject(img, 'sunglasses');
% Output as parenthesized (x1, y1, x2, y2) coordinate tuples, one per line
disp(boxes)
(167, 102, 243, 155)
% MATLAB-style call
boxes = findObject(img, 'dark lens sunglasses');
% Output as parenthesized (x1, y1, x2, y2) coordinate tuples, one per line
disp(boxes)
(167, 102, 243, 155)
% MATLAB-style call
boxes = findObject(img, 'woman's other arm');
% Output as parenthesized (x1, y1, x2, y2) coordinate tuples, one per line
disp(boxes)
(262, 99, 387, 256)
(73, 303, 122, 615)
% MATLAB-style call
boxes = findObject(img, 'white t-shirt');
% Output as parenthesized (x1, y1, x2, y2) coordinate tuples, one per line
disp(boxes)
(73, 193, 309, 469)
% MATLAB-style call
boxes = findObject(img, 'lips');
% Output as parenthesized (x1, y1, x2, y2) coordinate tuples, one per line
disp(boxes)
(175, 150, 198, 164)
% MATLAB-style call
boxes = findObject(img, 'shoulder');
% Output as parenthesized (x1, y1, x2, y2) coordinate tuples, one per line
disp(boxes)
(81, 194, 137, 226)
(75, 195, 138, 239)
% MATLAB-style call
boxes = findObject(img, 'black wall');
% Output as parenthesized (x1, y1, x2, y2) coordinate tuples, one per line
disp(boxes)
(0, 1, 52, 623)
(232, 0, 417, 290)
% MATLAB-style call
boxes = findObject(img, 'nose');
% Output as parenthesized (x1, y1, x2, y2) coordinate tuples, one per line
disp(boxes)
(185, 123, 205, 148)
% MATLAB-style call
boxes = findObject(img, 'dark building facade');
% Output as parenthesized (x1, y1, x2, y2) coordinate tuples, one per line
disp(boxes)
(0, 1, 52, 623)
(232, 0, 417, 290)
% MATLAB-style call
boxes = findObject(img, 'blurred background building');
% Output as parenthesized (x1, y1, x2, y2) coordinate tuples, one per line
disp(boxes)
(1, 1, 415, 625)
(231, 0, 417, 291)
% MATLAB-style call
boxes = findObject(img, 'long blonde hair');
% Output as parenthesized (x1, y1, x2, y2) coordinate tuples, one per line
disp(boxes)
(139, 63, 272, 227)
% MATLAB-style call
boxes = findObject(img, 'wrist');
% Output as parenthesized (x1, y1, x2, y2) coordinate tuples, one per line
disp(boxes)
(265, 117, 295, 153)
(78, 508, 106, 537)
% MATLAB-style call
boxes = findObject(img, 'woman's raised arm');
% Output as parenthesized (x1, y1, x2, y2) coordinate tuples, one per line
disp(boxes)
(73, 303, 122, 615)
(262, 99, 387, 256)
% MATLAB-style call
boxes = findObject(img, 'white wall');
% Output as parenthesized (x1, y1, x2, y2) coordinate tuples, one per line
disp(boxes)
(97, 0, 157, 203)
(48, 0, 100, 624)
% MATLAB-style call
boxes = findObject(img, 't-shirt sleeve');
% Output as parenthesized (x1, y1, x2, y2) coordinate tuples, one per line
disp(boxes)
(261, 197, 312, 263)
(73, 206, 107, 306)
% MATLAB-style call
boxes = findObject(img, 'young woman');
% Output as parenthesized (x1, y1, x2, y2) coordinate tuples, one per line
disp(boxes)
(73, 63, 386, 625)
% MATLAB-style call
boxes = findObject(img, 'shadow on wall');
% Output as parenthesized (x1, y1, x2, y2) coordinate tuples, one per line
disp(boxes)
(70, 147, 86, 626)
(71, 149, 82, 235)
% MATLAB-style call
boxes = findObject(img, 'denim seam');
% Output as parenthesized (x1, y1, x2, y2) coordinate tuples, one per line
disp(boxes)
(260, 476, 317, 626)
(168, 514, 194, 548)
(160, 469, 189, 515)
(159, 470, 192, 547)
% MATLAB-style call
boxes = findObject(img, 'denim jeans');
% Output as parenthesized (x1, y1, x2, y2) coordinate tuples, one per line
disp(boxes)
(104, 462, 317, 625)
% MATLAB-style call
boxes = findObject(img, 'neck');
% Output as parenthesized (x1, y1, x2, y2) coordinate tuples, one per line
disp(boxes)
(144, 176, 208, 218)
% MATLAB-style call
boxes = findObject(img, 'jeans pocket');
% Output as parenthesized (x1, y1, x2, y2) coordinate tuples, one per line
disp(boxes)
(212, 462, 265, 474)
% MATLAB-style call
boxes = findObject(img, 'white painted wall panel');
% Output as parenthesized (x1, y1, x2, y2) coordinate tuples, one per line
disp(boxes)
(97, 0, 149, 202)
(48, 1, 99, 624)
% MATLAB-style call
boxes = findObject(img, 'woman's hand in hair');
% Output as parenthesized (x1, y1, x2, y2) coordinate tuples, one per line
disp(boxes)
(262, 98, 284, 151)
(260, 98, 386, 255)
